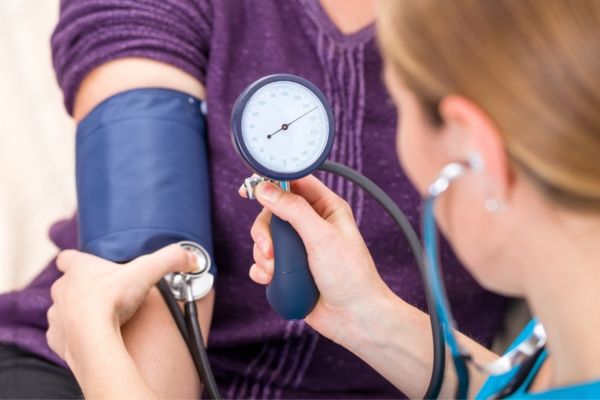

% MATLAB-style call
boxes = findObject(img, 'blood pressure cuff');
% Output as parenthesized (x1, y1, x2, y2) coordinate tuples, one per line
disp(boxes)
(76, 88, 216, 275)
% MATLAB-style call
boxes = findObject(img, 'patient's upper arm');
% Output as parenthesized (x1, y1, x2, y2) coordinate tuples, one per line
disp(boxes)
(53, 0, 216, 395)
(51, 0, 213, 116)
(70, 59, 213, 398)
(72, 58, 206, 122)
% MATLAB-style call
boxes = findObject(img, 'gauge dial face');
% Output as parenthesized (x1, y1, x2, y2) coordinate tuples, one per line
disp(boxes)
(239, 80, 331, 176)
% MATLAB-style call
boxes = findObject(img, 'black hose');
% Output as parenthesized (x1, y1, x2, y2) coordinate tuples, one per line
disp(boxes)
(184, 300, 222, 400)
(157, 280, 189, 343)
(157, 280, 222, 399)
(318, 160, 445, 399)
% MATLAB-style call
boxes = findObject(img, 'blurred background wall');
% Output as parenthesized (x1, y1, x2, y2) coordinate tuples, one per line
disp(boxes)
(0, 0, 76, 292)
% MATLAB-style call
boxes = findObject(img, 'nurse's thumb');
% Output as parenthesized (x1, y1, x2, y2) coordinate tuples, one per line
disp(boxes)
(127, 244, 197, 287)
(254, 182, 327, 245)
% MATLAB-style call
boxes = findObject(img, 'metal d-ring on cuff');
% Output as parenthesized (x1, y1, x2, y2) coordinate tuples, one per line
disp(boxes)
(164, 241, 215, 301)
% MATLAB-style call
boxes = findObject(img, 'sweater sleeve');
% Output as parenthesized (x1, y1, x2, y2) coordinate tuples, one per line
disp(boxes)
(51, 0, 212, 114)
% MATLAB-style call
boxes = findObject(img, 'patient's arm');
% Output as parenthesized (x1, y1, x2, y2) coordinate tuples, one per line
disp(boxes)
(73, 57, 213, 399)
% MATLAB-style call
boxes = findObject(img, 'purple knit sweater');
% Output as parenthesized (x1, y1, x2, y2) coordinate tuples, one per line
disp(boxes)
(0, 1, 507, 397)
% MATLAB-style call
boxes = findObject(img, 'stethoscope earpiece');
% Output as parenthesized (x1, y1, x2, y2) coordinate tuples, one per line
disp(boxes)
(467, 151, 485, 173)
(427, 162, 470, 198)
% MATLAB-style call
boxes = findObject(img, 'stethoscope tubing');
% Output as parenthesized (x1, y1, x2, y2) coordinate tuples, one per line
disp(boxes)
(157, 280, 223, 399)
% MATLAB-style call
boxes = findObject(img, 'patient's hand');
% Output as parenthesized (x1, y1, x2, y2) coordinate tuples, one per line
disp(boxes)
(243, 176, 396, 346)
(46, 245, 195, 364)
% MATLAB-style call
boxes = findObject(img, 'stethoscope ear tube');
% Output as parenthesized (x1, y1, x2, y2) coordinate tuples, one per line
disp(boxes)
(423, 197, 470, 399)
(423, 161, 548, 398)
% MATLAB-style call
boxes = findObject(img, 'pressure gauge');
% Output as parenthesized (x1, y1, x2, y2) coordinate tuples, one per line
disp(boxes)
(231, 74, 335, 320)
(231, 74, 335, 180)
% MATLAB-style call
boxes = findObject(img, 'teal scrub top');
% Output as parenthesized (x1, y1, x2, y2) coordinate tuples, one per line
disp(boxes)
(476, 320, 600, 399)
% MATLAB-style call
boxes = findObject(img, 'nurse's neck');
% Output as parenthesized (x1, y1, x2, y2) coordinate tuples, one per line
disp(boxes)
(319, 0, 377, 34)
(520, 202, 600, 390)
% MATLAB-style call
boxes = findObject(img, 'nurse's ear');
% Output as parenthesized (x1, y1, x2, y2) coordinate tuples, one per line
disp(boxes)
(438, 95, 513, 209)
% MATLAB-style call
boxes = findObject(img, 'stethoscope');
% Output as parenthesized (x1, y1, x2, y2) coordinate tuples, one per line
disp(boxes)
(158, 74, 547, 399)
(424, 161, 547, 398)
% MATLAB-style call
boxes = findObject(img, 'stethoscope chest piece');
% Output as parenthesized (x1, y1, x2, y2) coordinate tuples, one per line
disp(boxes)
(165, 241, 214, 301)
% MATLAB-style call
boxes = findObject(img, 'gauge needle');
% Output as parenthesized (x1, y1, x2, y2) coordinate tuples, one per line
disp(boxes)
(267, 106, 318, 139)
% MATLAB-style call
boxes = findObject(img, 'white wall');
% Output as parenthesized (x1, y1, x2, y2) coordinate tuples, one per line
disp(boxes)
(0, 0, 76, 292)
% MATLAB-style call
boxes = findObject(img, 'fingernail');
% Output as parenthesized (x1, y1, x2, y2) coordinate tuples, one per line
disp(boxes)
(257, 237, 270, 255)
(259, 183, 281, 203)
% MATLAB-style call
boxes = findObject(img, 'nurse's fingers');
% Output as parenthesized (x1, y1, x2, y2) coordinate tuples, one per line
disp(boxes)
(253, 243, 274, 274)
(254, 181, 330, 245)
(238, 184, 248, 198)
(290, 175, 354, 222)
(249, 263, 273, 285)
(126, 244, 196, 287)
(250, 208, 273, 258)
(56, 250, 95, 273)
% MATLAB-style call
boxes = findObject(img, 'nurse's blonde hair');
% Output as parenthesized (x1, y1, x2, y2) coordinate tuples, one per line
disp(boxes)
(378, 0, 600, 211)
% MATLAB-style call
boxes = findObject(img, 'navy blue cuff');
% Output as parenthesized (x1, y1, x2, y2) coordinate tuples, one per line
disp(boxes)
(76, 88, 216, 276)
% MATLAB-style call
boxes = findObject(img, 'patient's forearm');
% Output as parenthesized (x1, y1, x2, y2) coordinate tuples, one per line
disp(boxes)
(121, 288, 215, 398)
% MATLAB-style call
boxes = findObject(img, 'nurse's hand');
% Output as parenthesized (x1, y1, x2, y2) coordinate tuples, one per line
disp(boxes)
(46, 245, 196, 364)
(243, 176, 397, 345)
